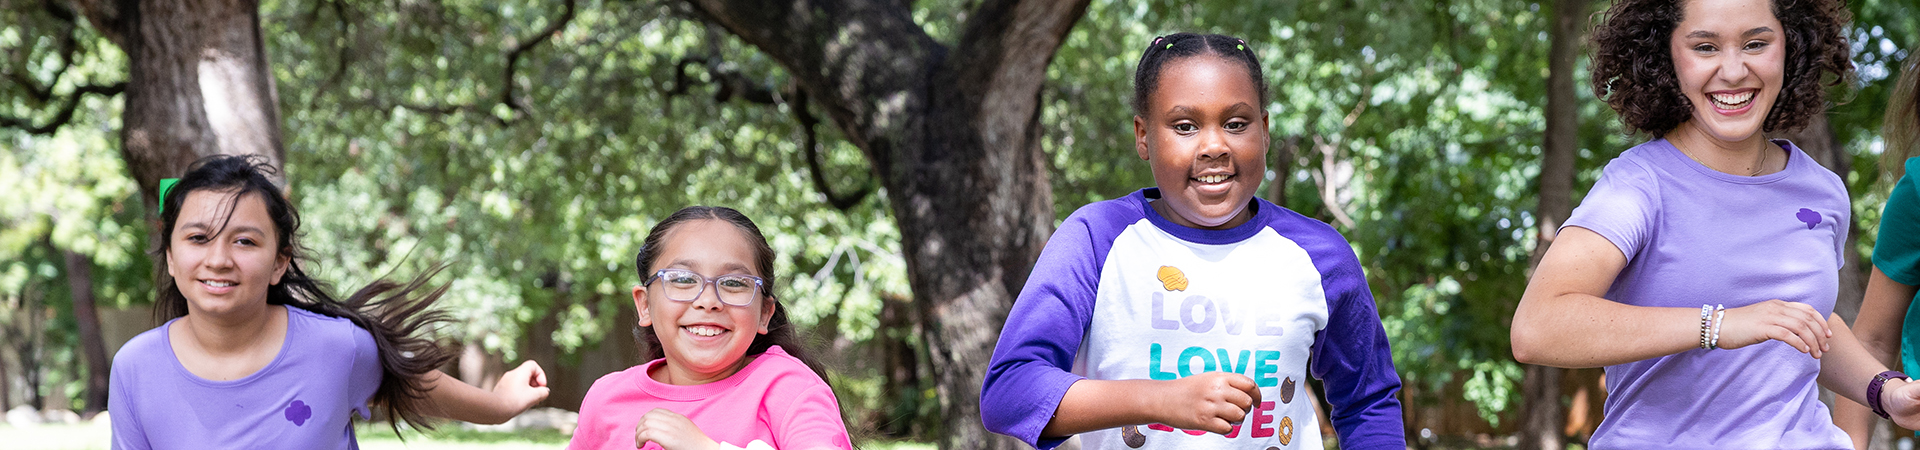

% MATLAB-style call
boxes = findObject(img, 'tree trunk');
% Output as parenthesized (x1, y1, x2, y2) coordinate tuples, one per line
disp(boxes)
(62, 250, 111, 418)
(1518, 0, 1586, 448)
(681, 1, 1089, 448)
(74, 0, 287, 206)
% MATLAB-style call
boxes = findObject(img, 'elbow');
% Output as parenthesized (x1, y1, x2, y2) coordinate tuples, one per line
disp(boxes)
(1510, 320, 1547, 366)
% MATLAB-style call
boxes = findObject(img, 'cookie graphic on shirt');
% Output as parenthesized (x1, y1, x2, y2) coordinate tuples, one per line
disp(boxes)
(1157, 266, 1188, 291)
(284, 399, 312, 426)
(1281, 377, 1296, 404)
(1121, 425, 1146, 448)
(1797, 208, 1821, 229)
(1277, 416, 1294, 446)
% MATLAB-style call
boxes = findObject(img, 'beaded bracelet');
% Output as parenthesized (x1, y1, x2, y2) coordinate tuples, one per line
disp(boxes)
(1699, 304, 1714, 350)
(1709, 304, 1726, 349)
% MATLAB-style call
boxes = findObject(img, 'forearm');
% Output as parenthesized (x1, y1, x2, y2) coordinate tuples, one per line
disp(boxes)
(1511, 292, 1703, 368)
(420, 370, 517, 424)
(1041, 379, 1162, 437)
(1821, 317, 1901, 409)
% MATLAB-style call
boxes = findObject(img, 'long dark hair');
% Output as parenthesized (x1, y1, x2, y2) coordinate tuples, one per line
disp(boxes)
(632, 206, 829, 382)
(152, 155, 456, 435)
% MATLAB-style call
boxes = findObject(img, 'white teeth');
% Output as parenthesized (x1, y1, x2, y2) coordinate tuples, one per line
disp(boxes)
(1197, 175, 1229, 184)
(685, 326, 724, 337)
(202, 280, 235, 287)
(1710, 91, 1754, 107)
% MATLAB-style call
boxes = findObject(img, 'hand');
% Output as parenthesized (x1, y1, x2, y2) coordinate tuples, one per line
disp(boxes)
(1148, 372, 1261, 434)
(494, 360, 551, 415)
(635, 408, 719, 450)
(1715, 300, 1831, 358)
(1883, 378, 1920, 430)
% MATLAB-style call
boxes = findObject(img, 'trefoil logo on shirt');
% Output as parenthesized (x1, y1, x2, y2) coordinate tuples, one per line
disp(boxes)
(1796, 208, 1822, 230)
(285, 400, 312, 426)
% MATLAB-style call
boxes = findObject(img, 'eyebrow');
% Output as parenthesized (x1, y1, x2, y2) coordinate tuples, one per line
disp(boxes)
(1685, 27, 1775, 39)
(666, 260, 755, 275)
(1161, 102, 1261, 117)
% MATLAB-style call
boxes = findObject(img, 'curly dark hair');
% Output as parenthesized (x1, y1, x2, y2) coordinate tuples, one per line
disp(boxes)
(1589, 0, 1854, 136)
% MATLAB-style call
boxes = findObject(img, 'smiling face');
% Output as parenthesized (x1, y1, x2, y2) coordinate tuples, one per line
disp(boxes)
(1134, 54, 1270, 230)
(1668, 0, 1785, 144)
(633, 218, 776, 385)
(166, 189, 291, 318)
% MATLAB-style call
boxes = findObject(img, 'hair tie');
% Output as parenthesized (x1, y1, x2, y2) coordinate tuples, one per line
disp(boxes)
(158, 178, 179, 213)
(1166, 43, 1173, 49)
(1236, 44, 1244, 51)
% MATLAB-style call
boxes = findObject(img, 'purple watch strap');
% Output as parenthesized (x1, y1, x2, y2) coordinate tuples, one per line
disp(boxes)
(1870, 370, 1909, 420)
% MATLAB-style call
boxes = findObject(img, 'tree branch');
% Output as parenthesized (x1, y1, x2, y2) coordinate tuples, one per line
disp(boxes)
(792, 89, 874, 210)
(498, 0, 577, 124)
(0, 82, 126, 135)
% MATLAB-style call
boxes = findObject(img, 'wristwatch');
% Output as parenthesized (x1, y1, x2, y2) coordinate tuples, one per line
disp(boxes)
(1869, 370, 1911, 419)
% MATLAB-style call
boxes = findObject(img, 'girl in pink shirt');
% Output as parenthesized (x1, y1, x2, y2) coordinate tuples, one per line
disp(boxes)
(569, 206, 853, 450)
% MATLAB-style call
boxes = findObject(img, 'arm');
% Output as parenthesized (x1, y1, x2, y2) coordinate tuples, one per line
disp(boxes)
(1835, 267, 1920, 448)
(1512, 227, 1833, 367)
(769, 383, 855, 450)
(422, 360, 550, 424)
(1043, 374, 1260, 437)
(108, 356, 149, 450)
(1306, 236, 1402, 450)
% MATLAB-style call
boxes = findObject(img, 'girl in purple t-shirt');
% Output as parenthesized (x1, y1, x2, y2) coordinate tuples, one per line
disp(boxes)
(109, 155, 550, 449)
(1511, 0, 1920, 448)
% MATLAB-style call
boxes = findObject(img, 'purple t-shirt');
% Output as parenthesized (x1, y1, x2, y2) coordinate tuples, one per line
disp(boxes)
(1564, 138, 1850, 449)
(981, 189, 1403, 450)
(109, 306, 382, 450)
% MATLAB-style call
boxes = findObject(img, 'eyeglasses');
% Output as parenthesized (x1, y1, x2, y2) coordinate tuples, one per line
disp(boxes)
(643, 268, 766, 307)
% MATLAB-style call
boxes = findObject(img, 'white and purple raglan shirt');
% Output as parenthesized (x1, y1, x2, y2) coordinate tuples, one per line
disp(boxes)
(1565, 139, 1851, 449)
(981, 188, 1404, 450)
(109, 306, 382, 450)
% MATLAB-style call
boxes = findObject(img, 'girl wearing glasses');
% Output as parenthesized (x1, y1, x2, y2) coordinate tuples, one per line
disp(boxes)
(568, 206, 852, 450)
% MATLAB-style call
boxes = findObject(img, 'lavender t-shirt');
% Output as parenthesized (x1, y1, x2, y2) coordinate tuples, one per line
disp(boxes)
(1564, 138, 1850, 449)
(108, 306, 382, 450)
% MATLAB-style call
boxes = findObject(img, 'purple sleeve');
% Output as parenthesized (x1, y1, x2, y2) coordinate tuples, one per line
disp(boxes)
(981, 209, 1110, 450)
(348, 325, 382, 420)
(109, 344, 149, 450)
(1563, 158, 1661, 261)
(1302, 229, 1406, 450)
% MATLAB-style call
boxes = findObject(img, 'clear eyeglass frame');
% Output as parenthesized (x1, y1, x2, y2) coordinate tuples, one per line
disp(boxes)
(643, 268, 766, 307)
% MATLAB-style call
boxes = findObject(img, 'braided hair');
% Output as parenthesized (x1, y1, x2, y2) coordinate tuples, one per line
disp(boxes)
(1132, 33, 1270, 117)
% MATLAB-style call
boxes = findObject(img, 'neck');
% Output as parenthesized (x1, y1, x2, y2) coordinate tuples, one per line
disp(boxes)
(652, 354, 756, 386)
(1667, 122, 1776, 176)
(178, 303, 284, 355)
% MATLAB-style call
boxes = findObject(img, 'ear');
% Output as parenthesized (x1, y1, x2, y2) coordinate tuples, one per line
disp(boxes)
(270, 252, 291, 286)
(164, 249, 177, 278)
(757, 298, 777, 335)
(1134, 115, 1151, 160)
(634, 285, 652, 327)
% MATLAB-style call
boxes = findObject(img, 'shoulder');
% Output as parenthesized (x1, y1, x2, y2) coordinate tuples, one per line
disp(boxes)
(286, 306, 373, 345)
(1254, 199, 1359, 266)
(111, 324, 175, 372)
(1058, 190, 1151, 237)
(742, 347, 828, 386)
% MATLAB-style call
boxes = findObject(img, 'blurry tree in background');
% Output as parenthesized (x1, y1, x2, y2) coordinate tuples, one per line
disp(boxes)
(4, 0, 1918, 447)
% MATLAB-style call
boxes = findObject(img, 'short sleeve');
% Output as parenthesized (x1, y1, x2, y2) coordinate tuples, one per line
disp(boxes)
(980, 209, 1108, 450)
(1564, 157, 1663, 261)
(347, 325, 382, 420)
(1876, 157, 1920, 286)
(768, 383, 854, 450)
(109, 347, 149, 450)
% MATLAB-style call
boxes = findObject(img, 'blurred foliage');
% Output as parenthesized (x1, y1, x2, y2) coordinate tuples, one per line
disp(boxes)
(3, 0, 1917, 436)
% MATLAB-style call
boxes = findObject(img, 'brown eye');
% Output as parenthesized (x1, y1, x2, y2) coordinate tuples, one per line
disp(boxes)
(1173, 123, 1198, 133)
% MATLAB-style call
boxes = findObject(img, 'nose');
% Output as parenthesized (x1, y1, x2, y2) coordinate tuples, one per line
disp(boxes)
(204, 240, 236, 271)
(1717, 51, 1750, 83)
(689, 281, 725, 310)
(1197, 127, 1231, 161)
